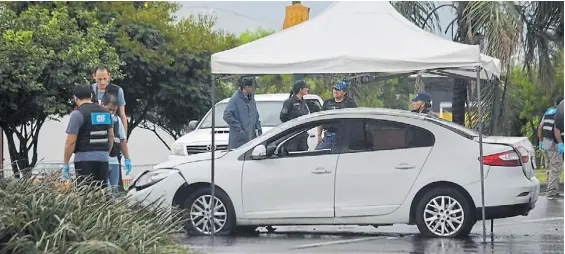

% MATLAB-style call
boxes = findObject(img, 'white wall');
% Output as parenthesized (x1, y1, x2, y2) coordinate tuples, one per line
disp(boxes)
(2, 115, 174, 168)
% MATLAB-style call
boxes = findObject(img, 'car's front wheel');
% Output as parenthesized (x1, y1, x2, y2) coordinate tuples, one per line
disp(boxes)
(183, 187, 236, 236)
(415, 187, 475, 238)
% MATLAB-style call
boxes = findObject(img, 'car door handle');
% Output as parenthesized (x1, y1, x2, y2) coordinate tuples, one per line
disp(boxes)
(395, 163, 415, 170)
(311, 168, 331, 174)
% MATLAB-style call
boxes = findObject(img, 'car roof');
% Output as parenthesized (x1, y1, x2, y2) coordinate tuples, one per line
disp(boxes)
(301, 107, 430, 120)
(218, 93, 322, 103)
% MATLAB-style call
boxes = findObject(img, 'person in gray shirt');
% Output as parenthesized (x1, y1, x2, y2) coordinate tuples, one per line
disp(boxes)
(63, 85, 114, 187)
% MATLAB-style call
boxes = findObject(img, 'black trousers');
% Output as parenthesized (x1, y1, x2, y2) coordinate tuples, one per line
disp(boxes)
(74, 161, 109, 188)
(117, 154, 124, 190)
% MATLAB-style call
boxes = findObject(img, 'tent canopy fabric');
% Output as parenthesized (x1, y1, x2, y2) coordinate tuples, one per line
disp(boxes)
(211, 1, 501, 79)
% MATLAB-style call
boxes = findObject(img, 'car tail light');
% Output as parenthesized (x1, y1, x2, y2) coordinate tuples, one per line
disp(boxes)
(482, 150, 522, 167)
(514, 146, 529, 164)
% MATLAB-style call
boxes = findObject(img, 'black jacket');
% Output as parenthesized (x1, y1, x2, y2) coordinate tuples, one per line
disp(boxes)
(280, 95, 310, 123)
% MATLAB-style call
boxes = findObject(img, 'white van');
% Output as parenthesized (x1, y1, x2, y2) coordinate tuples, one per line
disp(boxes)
(170, 94, 324, 158)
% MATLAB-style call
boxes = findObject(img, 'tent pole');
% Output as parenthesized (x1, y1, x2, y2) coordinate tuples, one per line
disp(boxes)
(476, 66, 486, 244)
(210, 75, 217, 237)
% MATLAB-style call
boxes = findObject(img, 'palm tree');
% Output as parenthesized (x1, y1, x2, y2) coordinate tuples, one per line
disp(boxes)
(519, 1, 564, 96)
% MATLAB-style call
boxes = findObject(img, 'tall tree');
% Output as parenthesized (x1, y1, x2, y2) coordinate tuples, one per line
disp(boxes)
(0, 4, 121, 175)
(138, 14, 240, 149)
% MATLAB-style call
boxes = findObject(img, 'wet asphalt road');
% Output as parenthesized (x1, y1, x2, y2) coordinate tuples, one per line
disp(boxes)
(183, 196, 564, 254)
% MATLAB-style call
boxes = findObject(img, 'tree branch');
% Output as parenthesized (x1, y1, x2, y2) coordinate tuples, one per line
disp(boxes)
(422, 4, 455, 30)
(140, 121, 171, 150)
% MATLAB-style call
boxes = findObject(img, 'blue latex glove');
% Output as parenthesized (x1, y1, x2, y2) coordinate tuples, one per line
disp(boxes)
(125, 159, 132, 176)
(62, 164, 70, 179)
(558, 143, 564, 154)
(539, 142, 543, 151)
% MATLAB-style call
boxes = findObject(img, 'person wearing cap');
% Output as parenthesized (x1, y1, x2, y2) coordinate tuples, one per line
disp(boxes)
(316, 81, 357, 150)
(538, 97, 564, 200)
(280, 80, 311, 151)
(63, 84, 114, 187)
(223, 77, 262, 149)
(411, 92, 438, 118)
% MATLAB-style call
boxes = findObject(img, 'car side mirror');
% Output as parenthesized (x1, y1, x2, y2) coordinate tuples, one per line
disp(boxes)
(188, 120, 198, 131)
(250, 145, 267, 160)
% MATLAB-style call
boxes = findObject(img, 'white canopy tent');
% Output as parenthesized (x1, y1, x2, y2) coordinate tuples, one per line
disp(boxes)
(211, 1, 501, 79)
(206, 1, 498, 241)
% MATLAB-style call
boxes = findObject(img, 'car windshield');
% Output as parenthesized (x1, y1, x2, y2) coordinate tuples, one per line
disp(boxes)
(199, 101, 285, 128)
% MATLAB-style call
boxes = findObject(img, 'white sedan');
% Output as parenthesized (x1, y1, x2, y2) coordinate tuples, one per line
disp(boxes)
(127, 108, 540, 238)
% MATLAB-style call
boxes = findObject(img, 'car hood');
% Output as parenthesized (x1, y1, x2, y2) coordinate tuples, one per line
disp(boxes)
(154, 150, 230, 169)
(174, 126, 276, 145)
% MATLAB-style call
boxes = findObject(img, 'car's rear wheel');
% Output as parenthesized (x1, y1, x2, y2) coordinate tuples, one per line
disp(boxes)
(183, 187, 236, 236)
(415, 187, 474, 238)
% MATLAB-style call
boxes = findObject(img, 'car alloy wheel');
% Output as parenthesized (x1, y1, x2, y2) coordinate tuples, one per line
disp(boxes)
(415, 187, 474, 238)
(423, 196, 464, 237)
(190, 195, 228, 234)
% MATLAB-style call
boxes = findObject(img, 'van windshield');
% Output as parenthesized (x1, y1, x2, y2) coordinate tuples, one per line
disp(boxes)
(199, 101, 285, 128)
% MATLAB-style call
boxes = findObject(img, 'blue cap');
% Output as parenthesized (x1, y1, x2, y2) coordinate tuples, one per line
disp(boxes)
(334, 81, 348, 90)
(412, 92, 432, 103)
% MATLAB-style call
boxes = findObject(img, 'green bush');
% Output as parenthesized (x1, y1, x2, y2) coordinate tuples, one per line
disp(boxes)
(0, 175, 195, 254)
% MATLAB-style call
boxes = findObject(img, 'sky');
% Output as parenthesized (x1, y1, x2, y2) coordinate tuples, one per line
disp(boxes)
(176, 1, 457, 39)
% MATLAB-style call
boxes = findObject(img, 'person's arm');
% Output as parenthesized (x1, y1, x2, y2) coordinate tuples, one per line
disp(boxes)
(280, 99, 293, 123)
(554, 128, 563, 144)
(537, 116, 545, 143)
(64, 111, 83, 165)
(118, 88, 128, 134)
(117, 118, 130, 159)
(317, 100, 328, 143)
(223, 99, 243, 132)
(255, 103, 262, 135)
(64, 134, 77, 165)
(108, 127, 114, 154)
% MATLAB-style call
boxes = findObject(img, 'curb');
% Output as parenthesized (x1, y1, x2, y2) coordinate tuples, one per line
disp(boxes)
(539, 183, 564, 193)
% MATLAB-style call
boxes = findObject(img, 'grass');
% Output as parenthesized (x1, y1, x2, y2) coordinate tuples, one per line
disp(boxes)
(0, 174, 196, 254)
(534, 168, 564, 185)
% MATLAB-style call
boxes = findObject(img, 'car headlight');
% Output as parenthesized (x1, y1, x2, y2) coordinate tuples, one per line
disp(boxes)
(171, 143, 186, 156)
(134, 168, 178, 188)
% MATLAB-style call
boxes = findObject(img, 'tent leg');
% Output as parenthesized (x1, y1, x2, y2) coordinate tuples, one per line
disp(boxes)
(490, 218, 494, 234)
(210, 75, 217, 237)
(476, 66, 486, 244)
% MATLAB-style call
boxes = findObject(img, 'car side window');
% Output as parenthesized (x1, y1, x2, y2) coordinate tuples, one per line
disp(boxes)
(263, 119, 340, 158)
(345, 119, 435, 153)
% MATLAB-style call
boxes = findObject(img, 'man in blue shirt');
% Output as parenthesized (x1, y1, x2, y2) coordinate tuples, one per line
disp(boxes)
(63, 85, 114, 187)
(101, 95, 132, 193)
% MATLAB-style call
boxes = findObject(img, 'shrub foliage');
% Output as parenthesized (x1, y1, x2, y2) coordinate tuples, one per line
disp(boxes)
(0, 176, 193, 254)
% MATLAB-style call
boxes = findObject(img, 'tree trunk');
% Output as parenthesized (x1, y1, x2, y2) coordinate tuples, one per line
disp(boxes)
(2, 116, 46, 178)
(452, 78, 468, 126)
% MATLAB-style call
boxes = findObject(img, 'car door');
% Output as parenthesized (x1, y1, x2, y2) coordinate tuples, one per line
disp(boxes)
(334, 117, 435, 217)
(242, 119, 342, 219)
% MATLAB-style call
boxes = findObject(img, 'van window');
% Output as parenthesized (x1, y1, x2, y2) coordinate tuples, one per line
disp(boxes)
(199, 101, 285, 128)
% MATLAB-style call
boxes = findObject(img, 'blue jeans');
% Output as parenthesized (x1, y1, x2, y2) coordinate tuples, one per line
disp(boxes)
(315, 132, 336, 150)
(108, 163, 120, 193)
